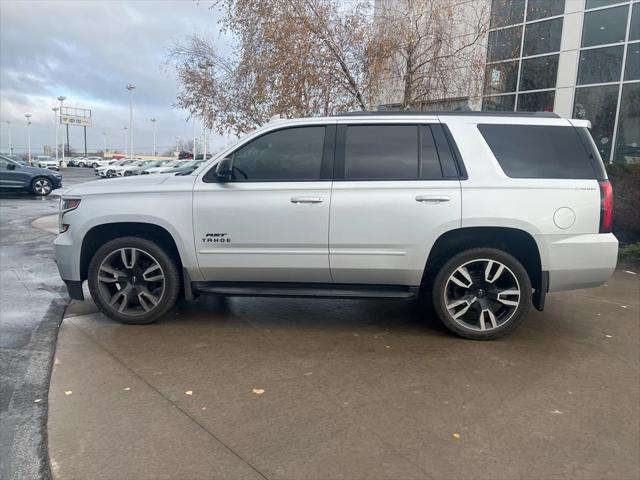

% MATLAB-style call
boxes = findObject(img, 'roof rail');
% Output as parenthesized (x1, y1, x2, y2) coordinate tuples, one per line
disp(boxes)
(334, 110, 560, 118)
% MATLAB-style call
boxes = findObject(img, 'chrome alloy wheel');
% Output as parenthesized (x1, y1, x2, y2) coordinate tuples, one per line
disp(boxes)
(33, 178, 52, 195)
(96, 247, 166, 317)
(444, 259, 521, 332)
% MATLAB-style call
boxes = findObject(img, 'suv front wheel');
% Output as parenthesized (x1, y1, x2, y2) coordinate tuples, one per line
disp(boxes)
(88, 237, 180, 324)
(432, 248, 532, 340)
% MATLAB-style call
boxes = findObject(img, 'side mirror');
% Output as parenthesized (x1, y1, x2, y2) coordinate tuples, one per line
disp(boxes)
(215, 157, 233, 182)
(7, 163, 16, 170)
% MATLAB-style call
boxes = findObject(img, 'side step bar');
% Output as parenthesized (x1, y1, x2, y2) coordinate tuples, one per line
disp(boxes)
(192, 282, 419, 300)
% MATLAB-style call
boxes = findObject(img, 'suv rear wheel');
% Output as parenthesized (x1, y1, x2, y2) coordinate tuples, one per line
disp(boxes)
(88, 237, 180, 324)
(432, 248, 532, 340)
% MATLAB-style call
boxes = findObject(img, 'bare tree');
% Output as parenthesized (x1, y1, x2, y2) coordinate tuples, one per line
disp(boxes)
(373, 0, 489, 110)
(167, 0, 380, 136)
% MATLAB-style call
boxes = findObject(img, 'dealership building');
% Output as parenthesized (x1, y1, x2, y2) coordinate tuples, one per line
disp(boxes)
(375, 0, 639, 164)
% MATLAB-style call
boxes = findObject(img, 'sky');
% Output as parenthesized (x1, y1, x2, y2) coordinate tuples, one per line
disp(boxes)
(0, 0, 234, 156)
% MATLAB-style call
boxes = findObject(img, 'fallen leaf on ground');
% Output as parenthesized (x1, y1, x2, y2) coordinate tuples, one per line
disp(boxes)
(34, 399, 42, 403)
(623, 270, 637, 275)
(452, 433, 460, 439)
(185, 390, 193, 396)
(201, 407, 207, 410)
(252, 388, 265, 395)
(551, 409, 563, 414)
(605, 334, 613, 338)
(64, 391, 72, 396)
(123, 387, 131, 391)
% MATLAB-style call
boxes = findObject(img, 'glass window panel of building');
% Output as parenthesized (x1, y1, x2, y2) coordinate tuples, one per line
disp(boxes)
(520, 54, 559, 91)
(484, 61, 519, 95)
(482, 95, 516, 111)
(630, 3, 640, 41)
(488, 26, 523, 61)
(523, 17, 563, 56)
(577, 45, 624, 84)
(615, 82, 640, 163)
(573, 85, 619, 161)
(490, 0, 525, 28)
(581, 5, 629, 47)
(626, 43, 640, 80)
(517, 90, 555, 112)
(527, 0, 565, 21)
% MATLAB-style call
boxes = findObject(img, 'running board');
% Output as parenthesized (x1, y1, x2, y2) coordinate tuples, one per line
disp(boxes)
(192, 282, 419, 300)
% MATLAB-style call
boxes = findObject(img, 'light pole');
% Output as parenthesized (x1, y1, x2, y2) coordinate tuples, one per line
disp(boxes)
(102, 132, 107, 157)
(192, 117, 197, 160)
(203, 127, 207, 160)
(52, 107, 59, 164)
(5, 121, 12, 155)
(24, 114, 32, 164)
(123, 126, 128, 158)
(126, 84, 135, 158)
(57, 96, 66, 167)
(150, 118, 157, 159)
(175, 136, 180, 159)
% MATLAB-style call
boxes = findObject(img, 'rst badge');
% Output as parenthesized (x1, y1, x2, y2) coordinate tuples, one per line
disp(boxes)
(203, 233, 231, 243)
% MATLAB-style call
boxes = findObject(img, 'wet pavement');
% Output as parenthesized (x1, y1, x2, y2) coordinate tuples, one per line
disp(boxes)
(49, 272, 640, 479)
(0, 168, 97, 480)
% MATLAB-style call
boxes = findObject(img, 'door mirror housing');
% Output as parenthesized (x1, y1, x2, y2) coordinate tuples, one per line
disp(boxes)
(7, 163, 16, 170)
(215, 157, 233, 182)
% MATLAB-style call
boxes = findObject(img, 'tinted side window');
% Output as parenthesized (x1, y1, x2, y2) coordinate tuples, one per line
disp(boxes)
(478, 124, 597, 179)
(231, 126, 325, 181)
(345, 125, 418, 180)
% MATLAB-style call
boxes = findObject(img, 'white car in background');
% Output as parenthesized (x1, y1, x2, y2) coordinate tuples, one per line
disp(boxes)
(143, 160, 186, 174)
(116, 160, 155, 177)
(96, 159, 136, 178)
(76, 156, 111, 168)
(36, 156, 60, 170)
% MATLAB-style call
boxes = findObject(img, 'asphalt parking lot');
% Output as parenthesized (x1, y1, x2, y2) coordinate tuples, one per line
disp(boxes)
(1, 167, 639, 480)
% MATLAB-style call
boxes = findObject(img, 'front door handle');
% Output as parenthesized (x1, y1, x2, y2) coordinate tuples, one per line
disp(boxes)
(290, 196, 324, 204)
(415, 195, 451, 203)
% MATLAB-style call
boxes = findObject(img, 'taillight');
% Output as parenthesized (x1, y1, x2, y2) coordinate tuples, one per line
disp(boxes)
(598, 180, 613, 233)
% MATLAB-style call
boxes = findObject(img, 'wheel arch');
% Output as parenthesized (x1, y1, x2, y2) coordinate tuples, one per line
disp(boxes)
(80, 222, 183, 281)
(422, 227, 543, 292)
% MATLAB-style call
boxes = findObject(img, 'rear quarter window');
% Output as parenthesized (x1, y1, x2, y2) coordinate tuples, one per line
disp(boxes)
(478, 124, 598, 179)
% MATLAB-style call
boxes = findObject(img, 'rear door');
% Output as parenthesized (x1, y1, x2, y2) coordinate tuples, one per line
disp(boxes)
(329, 121, 463, 286)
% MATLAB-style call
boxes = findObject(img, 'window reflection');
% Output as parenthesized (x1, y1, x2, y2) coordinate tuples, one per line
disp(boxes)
(526, 0, 565, 21)
(484, 61, 519, 94)
(519, 55, 559, 91)
(577, 45, 623, 84)
(523, 18, 563, 56)
(582, 5, 628, 47)
(490, 0, 525, 28)
(517, 91, 555, 112)
(614, 83, 640, 164)
(625, 44, 640, 80)
(488, 26, 523, 61)
(573, 85, 619, 161)
(482, 95, 516, 111)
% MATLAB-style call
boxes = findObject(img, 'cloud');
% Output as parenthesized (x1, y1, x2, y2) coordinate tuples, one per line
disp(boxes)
(0, 0, 234, 155)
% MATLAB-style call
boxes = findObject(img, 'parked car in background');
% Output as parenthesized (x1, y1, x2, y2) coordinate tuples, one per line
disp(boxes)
(142, 160, 185, 174)
(0, 154, 62, 196)
(164, 159, 205, 175)
(111, 160, 151, 177)
(36, 156, 59, 170)
(96, 159, 136, 178)
(75, 156, 108, 168)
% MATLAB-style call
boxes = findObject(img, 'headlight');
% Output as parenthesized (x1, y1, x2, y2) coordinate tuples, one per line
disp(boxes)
(59, 197, 81, 233)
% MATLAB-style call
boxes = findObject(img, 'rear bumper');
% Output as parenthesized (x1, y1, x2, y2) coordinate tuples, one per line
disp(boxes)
(545, 233, 618, 292)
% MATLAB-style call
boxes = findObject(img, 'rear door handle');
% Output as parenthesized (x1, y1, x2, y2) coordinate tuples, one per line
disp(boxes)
(290, 196, 324, 204)
(415, 195, 451, 203)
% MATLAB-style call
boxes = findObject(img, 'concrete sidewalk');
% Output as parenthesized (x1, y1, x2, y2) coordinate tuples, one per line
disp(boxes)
(48, 272, 640, 480)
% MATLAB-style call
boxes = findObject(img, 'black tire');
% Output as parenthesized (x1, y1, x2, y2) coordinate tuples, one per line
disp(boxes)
(91, 162, 99, 168)
(31, 176, 53, 196)
(106, 170, 114, 178)
(78, 162, 86, 168)
(432, 248, 532, 340)
(88, 237, 181, 324)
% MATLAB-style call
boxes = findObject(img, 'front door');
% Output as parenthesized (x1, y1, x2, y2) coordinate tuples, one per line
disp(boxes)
(329, 122, 462, 286)
(193, 124, 335, 283)
(0, 158, 29, 189)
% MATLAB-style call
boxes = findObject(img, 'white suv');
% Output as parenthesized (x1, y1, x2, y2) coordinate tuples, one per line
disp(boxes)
(54, 112, 618, 339)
